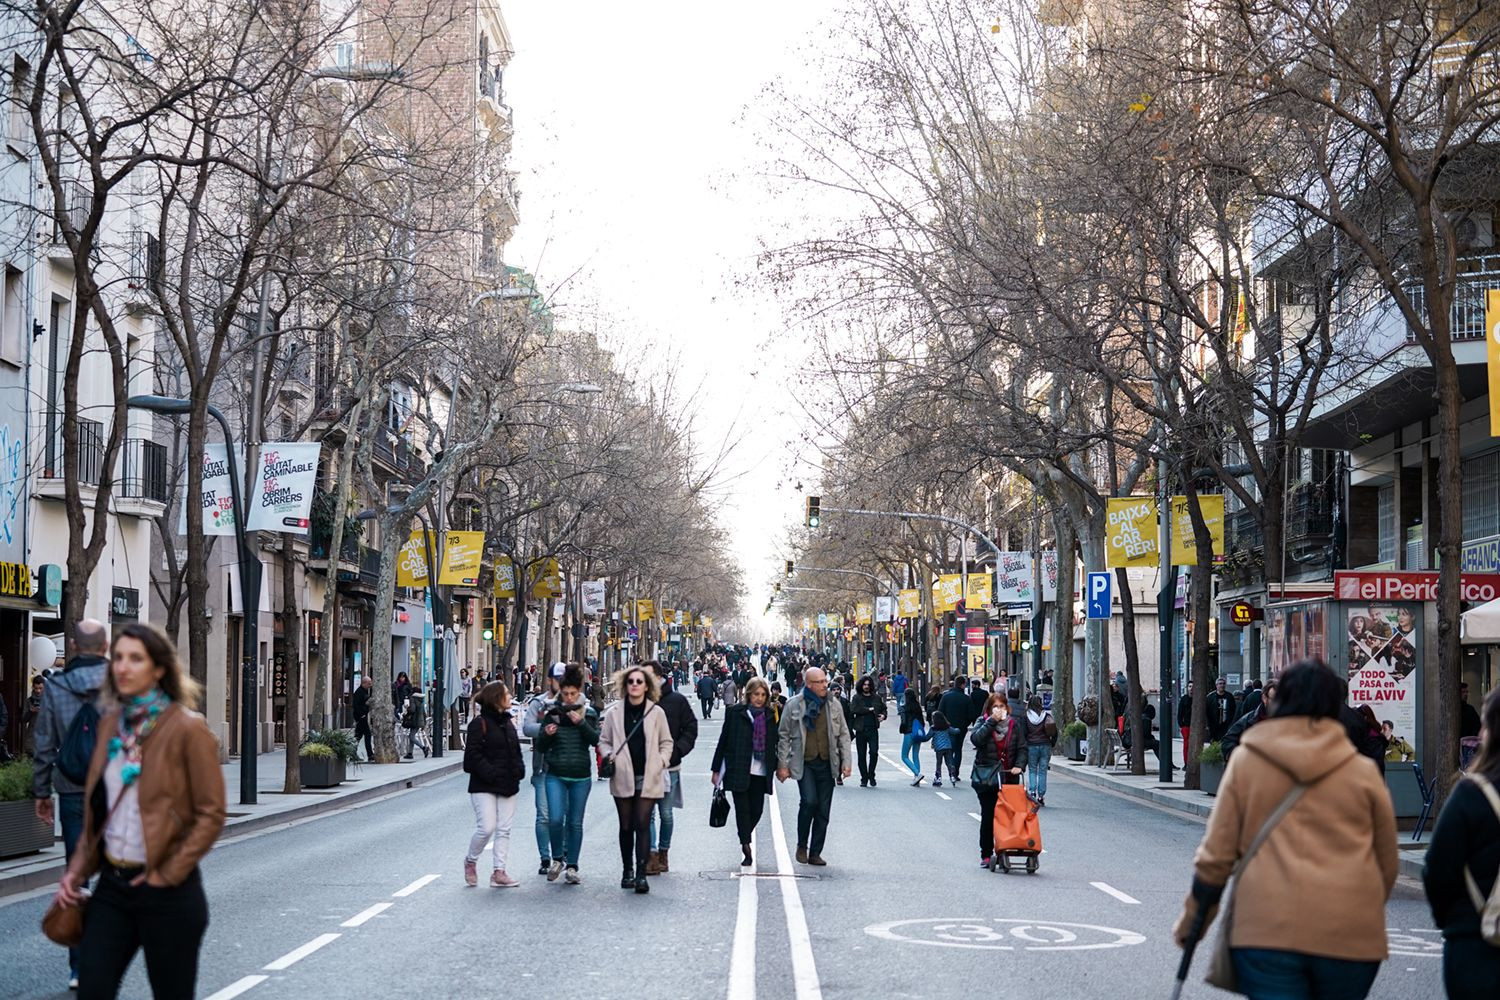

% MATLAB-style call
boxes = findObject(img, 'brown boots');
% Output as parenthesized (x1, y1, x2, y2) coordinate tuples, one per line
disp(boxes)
(645, 850, 670, 875)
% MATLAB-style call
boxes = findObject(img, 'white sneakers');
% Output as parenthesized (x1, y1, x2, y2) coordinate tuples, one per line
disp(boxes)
(563, 866, 582, 885)
(547, 860, 565, 881)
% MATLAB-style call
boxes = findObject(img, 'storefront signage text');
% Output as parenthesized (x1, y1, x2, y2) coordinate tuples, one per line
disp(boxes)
(1335, 571, 1500, 604)
(0, 560, 32, 599)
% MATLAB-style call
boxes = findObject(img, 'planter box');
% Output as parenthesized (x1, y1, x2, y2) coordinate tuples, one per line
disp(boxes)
(1063, 734, 1085, 761)
(1199, 761, 1225, 796)
(1384, 761, 1424, 818)
(299, 755, 347, 788)
(0, 798, 56, 859)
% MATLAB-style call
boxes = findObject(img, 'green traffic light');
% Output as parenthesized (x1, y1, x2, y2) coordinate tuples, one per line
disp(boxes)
(482, 628, 495, 641)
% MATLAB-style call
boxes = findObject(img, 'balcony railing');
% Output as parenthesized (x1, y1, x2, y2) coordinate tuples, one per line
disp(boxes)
(54, 177, 92, 239)
(1287, 481, 1335, 540)
(42, 417, 104, 484)
(1405, 258, 1500, 342)
(119, 438, 168, 502)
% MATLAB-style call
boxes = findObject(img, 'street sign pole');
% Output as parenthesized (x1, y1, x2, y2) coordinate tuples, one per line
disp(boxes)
(1158, 467, 1177, 783)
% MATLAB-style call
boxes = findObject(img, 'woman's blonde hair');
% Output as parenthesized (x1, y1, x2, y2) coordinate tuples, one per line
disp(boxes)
(742, 676, 770, 703)
(106, 623, 202, 710)
(613, 664, 660, 703)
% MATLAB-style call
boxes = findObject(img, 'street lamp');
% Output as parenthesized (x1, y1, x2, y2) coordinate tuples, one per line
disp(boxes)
(128, 395, 261, 805)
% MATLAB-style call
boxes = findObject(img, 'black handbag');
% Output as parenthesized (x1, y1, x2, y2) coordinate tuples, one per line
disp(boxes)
(709, 787, 731, 828)
(599, 714, 645, 780)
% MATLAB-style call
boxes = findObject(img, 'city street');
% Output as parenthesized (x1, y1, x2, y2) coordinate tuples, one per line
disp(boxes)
(0, 713, 1443, 1000)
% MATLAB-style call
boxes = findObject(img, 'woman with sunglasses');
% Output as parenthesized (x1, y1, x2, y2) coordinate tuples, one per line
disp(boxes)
(598, 665, 674, 894)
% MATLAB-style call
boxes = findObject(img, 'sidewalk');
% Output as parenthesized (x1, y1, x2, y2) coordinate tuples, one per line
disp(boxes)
(0, 749, 462, 898)
(1052, 758, 1432, 880)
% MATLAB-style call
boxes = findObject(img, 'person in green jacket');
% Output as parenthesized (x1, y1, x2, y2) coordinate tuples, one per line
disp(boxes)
(536, 665, 598, 885)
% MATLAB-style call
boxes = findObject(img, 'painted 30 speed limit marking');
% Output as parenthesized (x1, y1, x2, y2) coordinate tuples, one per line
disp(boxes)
(865, 918, 1146, 951)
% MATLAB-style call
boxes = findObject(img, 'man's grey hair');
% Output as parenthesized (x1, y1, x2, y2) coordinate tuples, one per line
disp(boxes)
(75, 619, 109, 655)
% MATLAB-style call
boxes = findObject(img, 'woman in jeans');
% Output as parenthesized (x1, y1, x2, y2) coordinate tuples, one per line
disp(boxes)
(54, 623, 226, 1000)
(969, 692, 1023, 868)
(1022, 694, 1056, 806)
(535, 665, 598, 885)
(461, 681, 525, 888)
(599, 664, 674, 893)
(1425, 686, 1500, 998)
(850, 675, 886, 787)
(712, 677, 779, 866)
(898, 689, 928, 786)
(1174, 661, 1396, 999)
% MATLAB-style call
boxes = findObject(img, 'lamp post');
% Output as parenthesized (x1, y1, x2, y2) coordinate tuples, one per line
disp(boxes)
(128, 395, 261, 805)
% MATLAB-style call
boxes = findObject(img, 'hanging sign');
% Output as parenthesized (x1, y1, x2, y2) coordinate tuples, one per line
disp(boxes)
(581, 580, 607, 614)
(437, 530, 485, 586)
(1171, 494, 1226, 566)
(635, 598, 655, 621)
(179, 444, 238, 535)
(965, 572, 993, 607)
(246, 442, 320, 533)
(933, 574, 964, 612)
(493, 555, 516, 598)
(396, 531, 431, 588)
(529, 557, 564, 598)
(898, 589, 922, 617)
(855, 602, 873, 625)
(875, 595, 897, 622)
(1105, 497, 1158, 568)
(995, 552, 1036, 604)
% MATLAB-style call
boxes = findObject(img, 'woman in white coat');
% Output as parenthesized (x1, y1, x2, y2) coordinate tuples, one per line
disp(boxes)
(599, 664, 675, 894)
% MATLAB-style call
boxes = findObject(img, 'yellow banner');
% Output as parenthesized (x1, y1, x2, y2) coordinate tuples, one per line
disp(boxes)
(1489, 290, 1500, 435)
(965, 573, 993, 606)
(702, 615, 712, 627)
(855, 602, 872, 625)
(437, 531, 485, 586)
(1171, 494, 1225, 566)
(1106, 497, 1158, 568)
(661, 607, 676, 626)
(933, 574, 964, 613)
(528, 557, 563, 599)
(635, 598, 655, 621)
(395, 531, 430, 588)
(966, 646, 987, 679)
(493, 555, 516, 598)
(898, 589, 921, 617)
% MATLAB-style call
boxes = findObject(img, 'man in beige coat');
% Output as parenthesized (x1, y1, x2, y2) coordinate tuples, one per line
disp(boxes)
(598, 666, 675, 893)
(1174, 662, 1397, 997)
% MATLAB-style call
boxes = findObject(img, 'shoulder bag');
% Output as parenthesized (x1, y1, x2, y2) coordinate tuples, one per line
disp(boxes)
(1204, 781, 1312, 991)
(599, 711, 645, 780)
(1462, 773, 1500, 947)
(42, 788, 126, 948)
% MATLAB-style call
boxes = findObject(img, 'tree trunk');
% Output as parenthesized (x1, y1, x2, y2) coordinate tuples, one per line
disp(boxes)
(541, 598, 555, 669)
(313, 413, 362, 730)
(1115, 565, 1146, 775)
(367, 512, 411, 763)
(1182, 489, 1218, 791)
(1051, 509, 1077, 728)
(184, 403, 211, 693)
(280, 534, 302, 793)
(1430, 349, 1463, 806)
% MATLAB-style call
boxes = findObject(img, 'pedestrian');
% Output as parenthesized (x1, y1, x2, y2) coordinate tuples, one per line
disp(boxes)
(1021, 694, 1057, 806)
(851, 675, 887, 787)
(536, 664, 598, 885)
(392, 671, 413, 715)
(22, 674, 44, 755)
(1381, 721, 1415, 763)
(1206, 675, 1237, 744)
(1355, 704, 1388, 776)
(461, 681, 525, 888)
(521, 663, 566, 875)
(33, 618, 112, 991)
(1424, 685, 1500, 998)
(930, 711, 957, 786)
(52, 622, 226, 1000)
(1177, 681, 1194, 766)
(457, 668, 472, 721)
(598, 664, 674, 894)
(712, 676, 779, 866)
(892, 670, 908, 703)
(1172, 660, 1396, 999)
(646, 661, 699, 875)
(352, 676, 373, 761)
(898, 688, 928, 786)
(1460, 682, 1481, 739)
(969, 692, 1024, 868)
(1220, 680, 1277, 760)
(775, 667, 852, 867)
(696, 669, 716, 719)
(938, 676, 975, 776)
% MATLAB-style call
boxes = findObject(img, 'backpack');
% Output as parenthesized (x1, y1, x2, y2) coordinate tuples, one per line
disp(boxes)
(1463, 773, 1500, 946)
(56, 685, 101, 786)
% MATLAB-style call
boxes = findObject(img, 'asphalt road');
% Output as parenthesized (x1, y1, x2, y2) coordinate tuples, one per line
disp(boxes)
(0, 709, 1444, 1000)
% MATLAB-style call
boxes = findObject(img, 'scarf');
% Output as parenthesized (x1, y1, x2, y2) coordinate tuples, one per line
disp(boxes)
(108, 689, 172, 787)
(749, 707, 767, 757)
(802, 687, 825, 730)
(1027, 709, 1045, 727)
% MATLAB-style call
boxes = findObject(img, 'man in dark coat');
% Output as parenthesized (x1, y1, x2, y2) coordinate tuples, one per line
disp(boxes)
(647, 662, 699, 873)
(1206, 676, 1238, 743)
(939, 677, 976, 775)
(696, 671, 717, 719)
(352, 676, 374, 760)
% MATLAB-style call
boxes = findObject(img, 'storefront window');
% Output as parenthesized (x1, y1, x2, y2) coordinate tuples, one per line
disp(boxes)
(1462, 449, 1500, 541)
(1265, 600, 1328, 677)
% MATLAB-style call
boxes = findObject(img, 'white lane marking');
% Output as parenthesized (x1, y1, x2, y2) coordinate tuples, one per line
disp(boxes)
(204, 975, 269, 1000)
(341, 902, 393, 927)
(967, 812, 981, 821)
(768, 785, 824, 1000)
(392, 874, 440, 897)
(935, 791, 952, 801)
(1090, 881, 1141, 905)
(725, 831, 758, 1000)
(263, 933, 341, 971)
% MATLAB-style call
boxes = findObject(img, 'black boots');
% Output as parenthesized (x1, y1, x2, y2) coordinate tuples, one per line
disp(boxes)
(634, 859, 650, 894)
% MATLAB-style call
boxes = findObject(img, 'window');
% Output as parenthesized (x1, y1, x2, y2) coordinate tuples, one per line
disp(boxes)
(1377, 484, 1396, 563)
(1, 266, 23, 366)
(8, 56, 30, 153)
(334, 42, 355, 68)
(1462, 450, 1500, 541)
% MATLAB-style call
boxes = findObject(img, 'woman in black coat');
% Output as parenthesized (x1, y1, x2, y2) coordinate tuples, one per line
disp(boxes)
(711, 677, 779, 867)
(969, 692, 1024, 867)
(1424, 686, 1500, 998)
(462, 682, 526, 888)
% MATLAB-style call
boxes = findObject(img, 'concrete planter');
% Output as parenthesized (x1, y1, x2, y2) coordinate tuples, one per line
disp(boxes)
(1063, 734, 1085, 761)
(298, 755, 347, 789)
(1199, 762, 1225, 796)
(0, 798, 55, 858)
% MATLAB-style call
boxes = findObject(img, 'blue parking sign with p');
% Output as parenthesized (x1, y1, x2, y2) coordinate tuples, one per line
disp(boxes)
(1086, 572, 1112, 619)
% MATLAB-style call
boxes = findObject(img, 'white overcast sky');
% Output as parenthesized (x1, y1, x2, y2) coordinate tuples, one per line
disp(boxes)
(504, 3, 843, 628)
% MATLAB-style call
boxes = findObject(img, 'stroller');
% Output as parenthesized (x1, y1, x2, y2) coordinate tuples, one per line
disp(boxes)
(987, 782, 1042, 874)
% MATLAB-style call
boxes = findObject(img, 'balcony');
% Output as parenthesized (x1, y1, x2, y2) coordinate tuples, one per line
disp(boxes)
(40, 416, 103, 482)
(1286, 481, 1335, 541)
(1405, 258, 1500, 342)
(122, 230, 161, 313)
(117, 438, 169, 512)
(372, 426, 425, 480)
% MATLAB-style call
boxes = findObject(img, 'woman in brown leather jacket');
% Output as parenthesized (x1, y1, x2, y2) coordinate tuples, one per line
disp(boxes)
(53, 622, 226, 1000)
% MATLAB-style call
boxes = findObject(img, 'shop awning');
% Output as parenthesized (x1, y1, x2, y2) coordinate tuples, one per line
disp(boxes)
(1461, 596, 1500, 644)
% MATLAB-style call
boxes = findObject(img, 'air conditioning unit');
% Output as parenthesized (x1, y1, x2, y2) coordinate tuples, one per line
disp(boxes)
(1450, 211, 1495, 248)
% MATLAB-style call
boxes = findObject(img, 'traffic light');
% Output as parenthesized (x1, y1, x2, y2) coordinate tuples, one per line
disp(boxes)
(481, 606, 496, 642)
(785, 559, 794, 577)
(805, 496, 820, 528)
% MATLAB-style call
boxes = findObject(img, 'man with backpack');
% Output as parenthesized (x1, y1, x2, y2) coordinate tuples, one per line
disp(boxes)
(31, 619, 110, 991)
